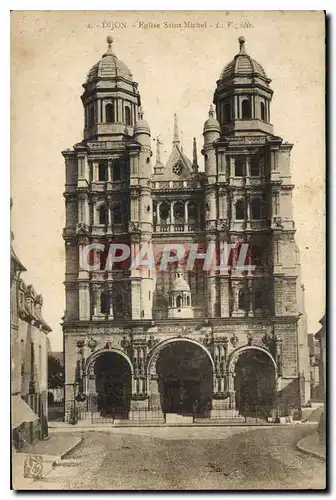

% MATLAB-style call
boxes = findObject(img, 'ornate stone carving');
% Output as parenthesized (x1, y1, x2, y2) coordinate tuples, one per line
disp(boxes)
(104, 341, 112, 350)
(200, 333, 213, 347)
(247, 332, 253, 346)
(87, 337, 97, 352)
(272, 217, 283, 229)
(76, 339, 86, 355)
(216, 219, 229, 231)
(120, 336, 131, 350)
(76, 222, 90, 235)
(230, 333, 239, 348)
(147, 335, 158, 350)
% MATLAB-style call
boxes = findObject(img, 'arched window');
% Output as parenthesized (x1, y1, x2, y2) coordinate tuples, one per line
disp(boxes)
(250, 157, 260, 177)
(100, 291, 109, 315)
(186, 295, 190, 306)
(173, 201, 184, 222)
(112, 204, 122, 224)
(176, 295, 182, 308)
(159, 202, 170, 222)
(105, 103, 115, 123)
(99, 205, 108, 225)
(235, 157, 245, 177)
(242, 99, 252, 119)
(125, 106, 131, 126)
(260, 101, 266, 121)
(236, 199, 246, 220)
(224, 103, 231, 122)
(251, 198, 262, 220)
(98, 161, 108, 182)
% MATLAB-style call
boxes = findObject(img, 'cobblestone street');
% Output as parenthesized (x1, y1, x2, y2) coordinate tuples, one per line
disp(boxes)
(31, 425, 325, 490)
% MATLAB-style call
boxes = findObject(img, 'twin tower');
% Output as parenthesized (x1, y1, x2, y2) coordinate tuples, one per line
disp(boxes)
(62, 35, 298, 325)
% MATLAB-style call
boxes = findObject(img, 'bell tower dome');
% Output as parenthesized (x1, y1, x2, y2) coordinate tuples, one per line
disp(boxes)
(81, 36, 141, 141)
(214, 37, 274, 136)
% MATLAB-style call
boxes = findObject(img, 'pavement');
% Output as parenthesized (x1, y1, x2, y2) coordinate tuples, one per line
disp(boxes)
(48, 420, 316, 432)
(297, 431, 325, 461)
(12, 434, 82, 490)
(12, 423, 326, 490)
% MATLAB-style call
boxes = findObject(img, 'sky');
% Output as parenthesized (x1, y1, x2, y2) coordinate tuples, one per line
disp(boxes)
(11, 11, 325, 350)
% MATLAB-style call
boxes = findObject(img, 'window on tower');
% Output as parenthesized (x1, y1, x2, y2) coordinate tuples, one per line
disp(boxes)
(224, 103, 231, 122)
(242, 99, 252, 119)
(260, 101, 266, 121)
(188, 201, 198, 222)
(159, 202, 170, 222)
(235, 157, 245, 177)
(250, 157, 260, 177)
(87, 104, 95, 128)
(251, 245, 263, 267)
(235, 199, 246, 220)
(125, 105, 131, 126)
(112, 204, 122, 224)
(254, 290, 263, 310)
(98, 161, 108, 182)
(105, 103, 115, 123)
(98, 205, 108, 225)
(251, 198, 262, 220)
(100, 291, 109, 315)
(113, 163, 121, 181)
(173, 201, 184, 222)
(238, 289, 248, 311)
(176, 295, 183, 308)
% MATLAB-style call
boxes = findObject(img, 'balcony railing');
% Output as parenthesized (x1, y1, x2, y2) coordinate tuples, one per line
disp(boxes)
(154, 223, 198, 234)
(153, 180, 202, 190)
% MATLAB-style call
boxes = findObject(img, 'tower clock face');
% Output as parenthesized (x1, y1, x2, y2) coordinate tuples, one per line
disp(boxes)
(173, 163, 182, 175)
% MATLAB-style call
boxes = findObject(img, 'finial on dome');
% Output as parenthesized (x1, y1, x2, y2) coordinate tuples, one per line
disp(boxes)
(103, 36, 115, 57)
(209, 104, 215, 117)
(238, 36, 246, 54)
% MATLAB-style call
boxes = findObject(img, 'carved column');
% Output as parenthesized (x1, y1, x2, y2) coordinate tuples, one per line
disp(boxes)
(170, 201, 175, 225)
(107, 281, 114, 320)
(156, 202, 160, 226)
(92, 284, 103, 320)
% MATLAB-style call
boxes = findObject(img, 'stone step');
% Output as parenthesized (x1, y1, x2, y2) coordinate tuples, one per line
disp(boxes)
(165, 413, 194, 424)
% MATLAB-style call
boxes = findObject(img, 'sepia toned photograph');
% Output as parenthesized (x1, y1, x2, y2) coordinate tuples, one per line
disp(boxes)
(10, 10, 326, 490)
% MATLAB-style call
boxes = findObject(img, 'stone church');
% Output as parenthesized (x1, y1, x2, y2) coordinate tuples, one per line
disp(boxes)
(62, 36, 309, 422)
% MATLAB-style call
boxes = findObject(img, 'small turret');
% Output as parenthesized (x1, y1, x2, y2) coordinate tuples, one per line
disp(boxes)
(133, 107, 151, 146)
(203, 104, 220, 144)
(168, 265, 194, 319)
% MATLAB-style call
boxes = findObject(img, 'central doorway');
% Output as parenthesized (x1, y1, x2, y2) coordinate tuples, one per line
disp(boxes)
(156, 341, 213, 416)
(94, 352, 131, 418)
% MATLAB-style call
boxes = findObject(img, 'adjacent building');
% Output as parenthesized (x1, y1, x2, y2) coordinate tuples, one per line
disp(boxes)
(315, 314, 326, 400)
(11, 222, 51, 448)
(62, 36, 309, 422)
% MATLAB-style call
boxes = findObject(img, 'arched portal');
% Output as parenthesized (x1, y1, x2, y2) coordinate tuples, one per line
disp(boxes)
(154, 340, 213, 417)
(93, 351, 132, 418)
(232, 347, 276, 416)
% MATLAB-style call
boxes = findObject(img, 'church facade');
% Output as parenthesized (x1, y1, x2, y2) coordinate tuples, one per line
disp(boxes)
(62, 36, 309, 422)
